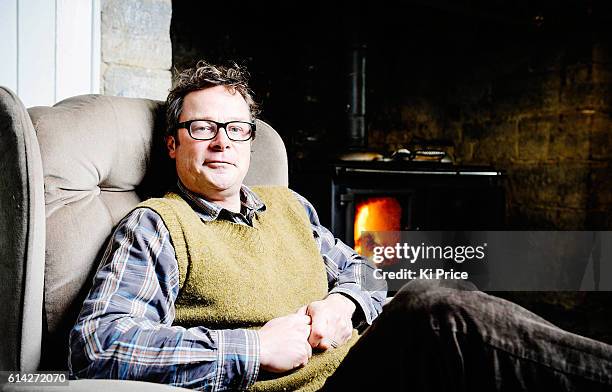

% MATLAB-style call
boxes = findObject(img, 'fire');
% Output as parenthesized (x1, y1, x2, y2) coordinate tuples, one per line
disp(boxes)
(354, 197, 402, 257)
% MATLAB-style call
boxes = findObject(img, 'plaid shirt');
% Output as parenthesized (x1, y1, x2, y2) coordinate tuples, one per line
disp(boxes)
(69, 183, 387, 391)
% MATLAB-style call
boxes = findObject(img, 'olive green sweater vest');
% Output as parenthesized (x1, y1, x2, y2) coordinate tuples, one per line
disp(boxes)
(139, 186, 359, 391)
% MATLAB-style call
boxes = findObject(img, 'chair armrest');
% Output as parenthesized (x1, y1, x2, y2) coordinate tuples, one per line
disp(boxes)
(0, 86, 46, 372)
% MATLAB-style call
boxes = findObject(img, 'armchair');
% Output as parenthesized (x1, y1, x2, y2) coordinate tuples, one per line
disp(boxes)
(0, 86, 288, 391)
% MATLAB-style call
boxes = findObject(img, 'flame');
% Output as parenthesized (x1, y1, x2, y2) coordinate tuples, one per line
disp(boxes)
(354, 197, 402, 256)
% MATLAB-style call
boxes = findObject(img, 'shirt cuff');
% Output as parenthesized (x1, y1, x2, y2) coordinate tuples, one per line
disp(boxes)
(216, 329, 260, 391)
(328, 286, 373, 326)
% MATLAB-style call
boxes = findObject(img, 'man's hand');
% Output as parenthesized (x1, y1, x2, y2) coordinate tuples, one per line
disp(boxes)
(257, 313, 312, 373)
(304, 293, 356, 350)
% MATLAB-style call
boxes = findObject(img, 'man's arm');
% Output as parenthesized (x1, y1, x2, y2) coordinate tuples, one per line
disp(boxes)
(291, 191, 388, 329)
(69, 208, 259, 391)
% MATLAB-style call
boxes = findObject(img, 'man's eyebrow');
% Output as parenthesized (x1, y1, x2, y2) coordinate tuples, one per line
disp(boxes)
(184, 115, 252, 121)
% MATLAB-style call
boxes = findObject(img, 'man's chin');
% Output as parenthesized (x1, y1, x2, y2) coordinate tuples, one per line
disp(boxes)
(201, 175, 241, 194)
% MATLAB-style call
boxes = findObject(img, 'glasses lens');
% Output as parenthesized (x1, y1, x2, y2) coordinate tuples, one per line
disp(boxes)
(189, 120, 217, 140)
(226, 122, 253, 141)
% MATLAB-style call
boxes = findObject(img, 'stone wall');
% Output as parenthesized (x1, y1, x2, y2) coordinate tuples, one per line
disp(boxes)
(452, 42, 612, 229)
(101, 0, 172, 101)
(367, 30, 612, 230)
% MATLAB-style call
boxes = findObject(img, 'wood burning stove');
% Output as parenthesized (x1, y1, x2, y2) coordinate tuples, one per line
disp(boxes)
(331, 160, 506, 248)
(330, 38, 506, 250)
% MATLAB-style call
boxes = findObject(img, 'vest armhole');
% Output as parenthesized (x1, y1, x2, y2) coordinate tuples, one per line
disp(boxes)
(138, 199, 189, 292)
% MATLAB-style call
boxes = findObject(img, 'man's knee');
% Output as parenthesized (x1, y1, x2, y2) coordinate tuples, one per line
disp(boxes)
(383, 279, 481, 333)
(392, 278, 477, 306)
(398, 278, 478, 293)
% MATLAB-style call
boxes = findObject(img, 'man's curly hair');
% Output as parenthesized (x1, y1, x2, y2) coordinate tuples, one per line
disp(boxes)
(165, 60, 260, 139)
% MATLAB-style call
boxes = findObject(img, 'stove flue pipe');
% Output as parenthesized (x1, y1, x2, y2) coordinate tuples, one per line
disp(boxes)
(348, 43, 367, 149)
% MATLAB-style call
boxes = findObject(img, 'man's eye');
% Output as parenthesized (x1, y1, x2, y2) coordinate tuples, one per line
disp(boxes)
(227, 126, 242, 134)
(193, 125, 214, 132)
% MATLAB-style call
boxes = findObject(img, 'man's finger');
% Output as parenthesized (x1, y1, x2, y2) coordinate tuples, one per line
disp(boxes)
(317, 337, 332, 350)
(308, 313, 328, 348)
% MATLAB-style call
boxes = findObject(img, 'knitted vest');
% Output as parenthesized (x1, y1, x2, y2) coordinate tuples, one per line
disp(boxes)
(139, 186, 359, 392)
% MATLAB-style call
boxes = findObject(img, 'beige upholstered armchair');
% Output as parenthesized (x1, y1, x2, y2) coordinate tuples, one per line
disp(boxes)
(0, 86, 288, 391)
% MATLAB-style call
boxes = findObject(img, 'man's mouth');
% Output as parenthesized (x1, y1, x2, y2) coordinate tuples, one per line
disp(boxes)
(204, 160, 235, 167)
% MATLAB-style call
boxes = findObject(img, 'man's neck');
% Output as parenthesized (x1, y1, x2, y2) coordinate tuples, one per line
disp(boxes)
(197, 187, 242, 213)
(177, 180, 244, 214)
(208, 195, 241, 213)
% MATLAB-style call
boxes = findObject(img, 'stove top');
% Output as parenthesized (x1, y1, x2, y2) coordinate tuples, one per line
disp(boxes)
(333, 159, 503, 176)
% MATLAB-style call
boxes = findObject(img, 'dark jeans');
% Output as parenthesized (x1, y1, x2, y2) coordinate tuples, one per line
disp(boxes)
(322, 279, 612, 391)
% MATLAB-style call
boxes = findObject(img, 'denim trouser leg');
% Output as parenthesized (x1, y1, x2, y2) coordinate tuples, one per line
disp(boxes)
(322, 279, 612, 391)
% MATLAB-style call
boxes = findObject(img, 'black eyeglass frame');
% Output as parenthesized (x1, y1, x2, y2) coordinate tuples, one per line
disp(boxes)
(174, 119, 257, 141)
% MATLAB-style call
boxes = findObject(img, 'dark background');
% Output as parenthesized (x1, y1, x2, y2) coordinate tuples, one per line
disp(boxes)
(171, 0, 612, 343)
(172, 0, 612, 231)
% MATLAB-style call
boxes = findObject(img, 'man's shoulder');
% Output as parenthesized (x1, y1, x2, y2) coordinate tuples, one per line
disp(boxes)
(133, 193, 207, 238)
(136, 192, 191, 215)
(247, 185, 299, 199)
(248, 186, 320, 224)
(248, 186, 303, 207)
(116, 205, 166, 233)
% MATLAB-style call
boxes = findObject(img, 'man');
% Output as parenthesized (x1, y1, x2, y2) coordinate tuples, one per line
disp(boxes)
(69, 60, 385, 391)
(70, 61, 612, 391)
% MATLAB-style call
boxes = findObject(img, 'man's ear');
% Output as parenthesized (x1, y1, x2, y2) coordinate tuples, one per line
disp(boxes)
(166, 135, 177, 159)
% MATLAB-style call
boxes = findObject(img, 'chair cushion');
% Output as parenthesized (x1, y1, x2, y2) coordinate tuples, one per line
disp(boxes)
(244, 120, 288, 187)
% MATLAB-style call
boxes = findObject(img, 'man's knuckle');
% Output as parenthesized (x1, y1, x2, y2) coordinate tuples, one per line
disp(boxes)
(311, 329, 324, 339)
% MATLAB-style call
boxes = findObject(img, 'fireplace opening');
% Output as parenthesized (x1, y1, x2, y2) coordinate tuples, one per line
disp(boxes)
(354, 196, 402, 256)
(353, 196, 405, 268)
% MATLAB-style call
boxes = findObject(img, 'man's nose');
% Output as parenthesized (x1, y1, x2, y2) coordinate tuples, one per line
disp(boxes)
(209, 127, 231, 150)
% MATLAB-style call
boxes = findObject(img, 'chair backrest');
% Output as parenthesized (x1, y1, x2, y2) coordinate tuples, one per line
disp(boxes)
(1, 90, 288, 370)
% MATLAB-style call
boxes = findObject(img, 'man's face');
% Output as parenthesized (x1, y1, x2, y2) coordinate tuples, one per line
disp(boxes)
(167, 86, 252, 201)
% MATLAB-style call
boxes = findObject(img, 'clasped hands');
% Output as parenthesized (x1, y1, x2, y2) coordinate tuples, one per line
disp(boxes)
(257, 293, 356, 373)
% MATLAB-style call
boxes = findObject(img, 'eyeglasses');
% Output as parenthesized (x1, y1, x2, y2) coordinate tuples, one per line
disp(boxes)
(175, 119, 256, 141)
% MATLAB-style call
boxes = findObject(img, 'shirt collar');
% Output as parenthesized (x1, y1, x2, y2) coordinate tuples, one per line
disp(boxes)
(176, 180, 266, 222)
